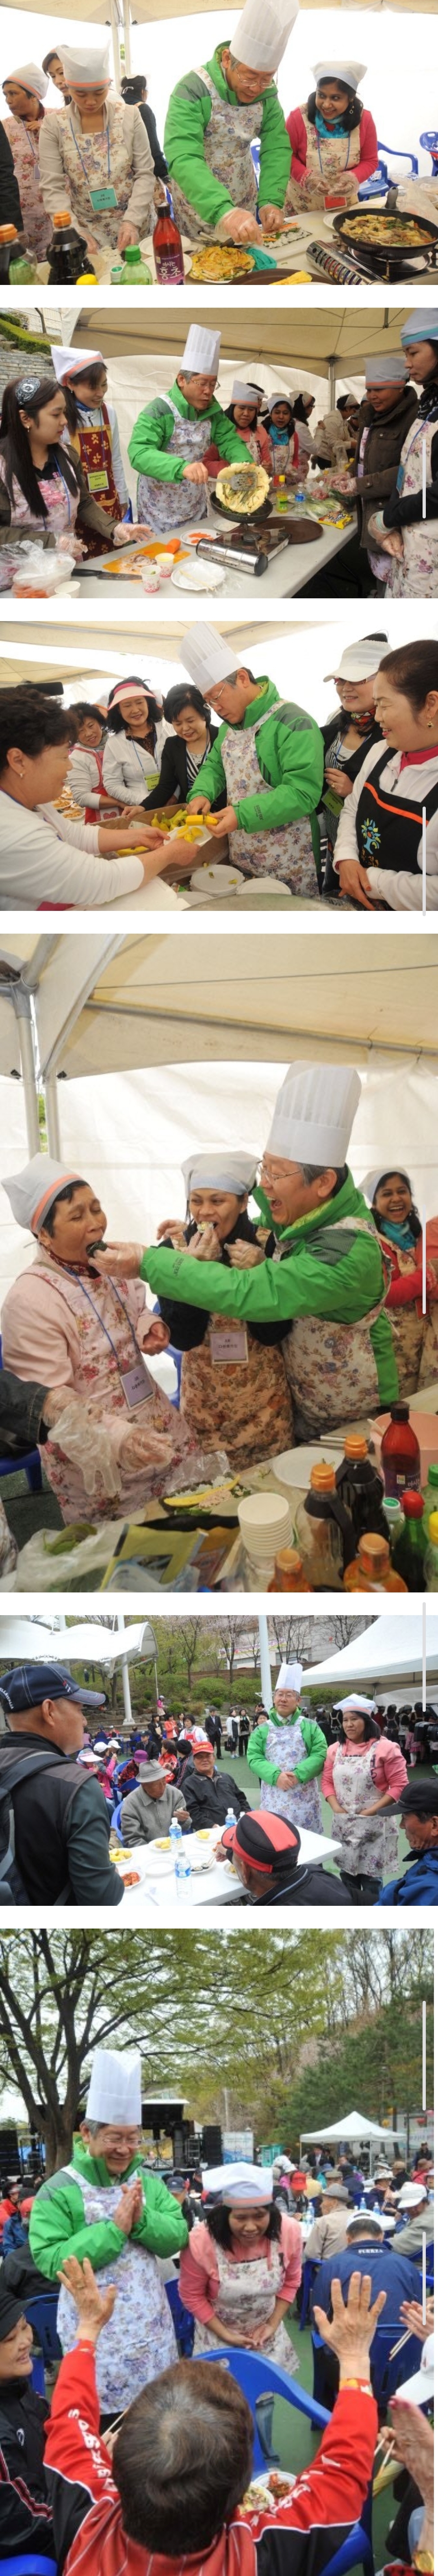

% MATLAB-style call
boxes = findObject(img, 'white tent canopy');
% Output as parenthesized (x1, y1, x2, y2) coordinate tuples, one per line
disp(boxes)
(301, 2112, 399, 2142)
(305, 1614, 438, 1689)
(0, 1617, 157, 1666)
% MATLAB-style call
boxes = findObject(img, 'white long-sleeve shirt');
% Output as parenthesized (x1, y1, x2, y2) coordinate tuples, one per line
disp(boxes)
(102, 724, 164, 804)
(334, 738, 438, 912)
(0, 792, 144, 910)
(67, 744, 105, 810)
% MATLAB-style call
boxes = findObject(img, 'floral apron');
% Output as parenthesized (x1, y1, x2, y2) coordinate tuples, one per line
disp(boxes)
(73, 407, 124, 556)
(0, 457, 77, 546)
(385, 418, 438, 597)
(2, 113, 52, 259)
(170, 68, 259, 241)
(332, 1739, 397, 1883)
(137, 399, 212, 533)
(56, 2166, 177, 2412)
(35, 1259, 199, 1523)
(59, 102, 134, 249)
(193, 2233, 298, 2371)
(278, 1215, 392, 1438)
(222, 707, 319, 894)
(181, 1307, 293, 1470)
(286, 108, 360, 209)
(260, 1712, 323, 1832)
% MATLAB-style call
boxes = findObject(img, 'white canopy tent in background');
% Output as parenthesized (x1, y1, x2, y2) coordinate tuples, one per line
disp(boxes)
(305, 1612, 438, 1689)
(0, 1612, 158, 1723)
(1, 607, 435, 734)
(0, 931, 437, 1307)
(301, 2112, 399, 2155)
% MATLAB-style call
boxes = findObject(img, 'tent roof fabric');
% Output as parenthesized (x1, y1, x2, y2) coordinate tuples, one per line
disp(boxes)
(305, 1613, 438, 1687)
(0, 624, 291, 689)
(0, 1618, 157, 1666)
(68, 303, 409, 378)
(301, 2113, 399, 2142)
(4, 0, 434, 19)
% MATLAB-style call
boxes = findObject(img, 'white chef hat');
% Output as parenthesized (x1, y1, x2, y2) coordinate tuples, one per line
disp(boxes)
(2, 1156, 83, 1236)
(203, 2162, 273, 2201)
(85, 2047, 142, 2126)
(230, 0, 298, 73)
(51, 345, 104, 384)
(231, 380, 259, 403)
(362, 1167, 411, 1204)
(5, 60, 49, 98)
(60, 43, 110, 85)
(393, 2333, 434, 2408)
(312, 60, 366, 89)
(182, 1150, 258, 1197)
(334, 1696, 376, 1713)
(324, 639, 388, 683)
(401, 308, 438, 346)
(266, 1062, 362, 1171)
(182, 326, 221, 376)
(364, 352, 408, 386)
(276, 1662, 303, 1691)
(182, 623, 240, 692)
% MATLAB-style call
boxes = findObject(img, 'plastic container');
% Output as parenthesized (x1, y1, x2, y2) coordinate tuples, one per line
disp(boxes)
(425, 1509, 438, 1590)
(392, 1490, 427, 1592)
(153, 200, 184, 283)
(119, 245, 152, 283)
(275, 475, 288, 514)
(47, 214, 95, 284)
(224, 1806, 236, 1828)
(0, 225, 37, 282)
(344, 1532, 408, 1592)
(335, 1434, 387, 1548)
(295, 1462, 345, 1588)
(383, 1496, 404, 1554)
(174, 1843, 193, 1899)
(381, 1403, 421, 1498)
(140, 561, 161, 591)
(268, 1546, 313, 1592)
(169, 1818, 182, 1848)
(237, 1491, 291, 1587)
(156, 552, 175, 578)
(111, 261, 124, 285)
(422, 1460, 438, 1541)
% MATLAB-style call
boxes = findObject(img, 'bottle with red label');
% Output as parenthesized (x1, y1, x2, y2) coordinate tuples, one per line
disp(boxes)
(380, 1402, 421, 1499)
(152, 196, 184, 283)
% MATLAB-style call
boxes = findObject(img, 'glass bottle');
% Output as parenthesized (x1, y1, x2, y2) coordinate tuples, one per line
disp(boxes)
(392, 1491, 427, 1592)
(152, 199, 184, 283)
(380, 1403, 421, 1498)
(335, 1433, 387, 1547)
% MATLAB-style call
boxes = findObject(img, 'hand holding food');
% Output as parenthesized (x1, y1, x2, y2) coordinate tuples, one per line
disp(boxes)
(217, 205, 259, 243)
(260, 203, 286, 232)
(227, 1241, 264, 1268)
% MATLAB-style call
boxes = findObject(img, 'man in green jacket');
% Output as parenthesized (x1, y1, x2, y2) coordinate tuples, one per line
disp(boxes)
(90, 1061, 398, 1445)
(247, 1660, 327, 1834)
(181, 622, 323, 895)
(30, 2048, 187, 2423)
(129, 324, 249, 537)
(164, 0, 296, 247)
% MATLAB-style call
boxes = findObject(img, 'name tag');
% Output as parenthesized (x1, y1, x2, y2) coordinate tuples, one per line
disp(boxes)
(89, 183, 119, 210)
(209, 1327, 248, 1366)
(87, 467, 109, 492)
(120, 1365, 154, 1410)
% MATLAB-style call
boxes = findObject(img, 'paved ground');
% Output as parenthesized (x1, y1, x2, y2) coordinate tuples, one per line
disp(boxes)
(223, 1750, 434, 1889)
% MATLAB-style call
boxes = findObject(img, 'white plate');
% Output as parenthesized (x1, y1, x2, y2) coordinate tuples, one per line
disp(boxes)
(171, 557, 226, 592)
(273, 1441, 343, 1489)
(190, 861, 246, 896)
(140, 1844, 175, 1875)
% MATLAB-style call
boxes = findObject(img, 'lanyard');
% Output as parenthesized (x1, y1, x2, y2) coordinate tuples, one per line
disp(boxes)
(126, 734, 157, 785)
(69, 114, 111, 192)
(63, 1266, 143, 1376)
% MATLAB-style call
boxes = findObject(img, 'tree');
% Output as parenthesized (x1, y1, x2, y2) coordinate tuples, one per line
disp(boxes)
(175, 1621, 206, 1694)
(215, 1618, 247, 1686)
(269, 1615, 315, 1664)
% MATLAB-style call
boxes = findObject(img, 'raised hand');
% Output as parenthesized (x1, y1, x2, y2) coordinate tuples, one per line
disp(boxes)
(313, 2269, 386, 2380)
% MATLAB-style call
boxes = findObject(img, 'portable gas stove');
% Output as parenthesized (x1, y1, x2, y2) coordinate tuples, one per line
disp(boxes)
(195, 522, 290, 576)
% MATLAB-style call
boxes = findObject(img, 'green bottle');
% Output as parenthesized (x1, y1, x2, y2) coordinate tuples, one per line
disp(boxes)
(392, 1489, 427, 1591)
(120, 244, 152, 283)
(421, 1460, 438, 1540)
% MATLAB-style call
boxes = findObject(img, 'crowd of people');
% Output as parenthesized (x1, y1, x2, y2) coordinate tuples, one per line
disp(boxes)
(0, 2044, 433, 2576)
(0, 1654, 436, 1906)
(1, 27, 436, 263)
(1, 621, 438, 908)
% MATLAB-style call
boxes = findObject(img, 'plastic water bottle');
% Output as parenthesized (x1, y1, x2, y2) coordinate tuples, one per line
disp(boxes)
(224, 1807, 236, 1830)
(174, 1843, 192, 1900)
(293, 487, 306, 510)
(169, 1819, 182, 1850)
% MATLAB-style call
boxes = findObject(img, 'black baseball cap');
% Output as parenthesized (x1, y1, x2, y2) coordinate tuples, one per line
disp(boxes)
(0, 1663, 106, 1715)
(397, 1779, 438, 1816)
(0, 2282, 26, 2343)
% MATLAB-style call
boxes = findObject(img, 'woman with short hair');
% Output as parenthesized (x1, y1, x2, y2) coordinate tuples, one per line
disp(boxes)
(141, 682, 223, 812)
(180, 2163, 301, 2369)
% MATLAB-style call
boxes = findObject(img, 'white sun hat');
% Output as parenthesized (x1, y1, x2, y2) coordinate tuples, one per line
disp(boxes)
(182, 327, 221, 375)
(393, 2332, 434, 2409)
(85, 2047, 142, 2126)
(324, 640, 388, 683)
(396, 2182, 428, 2206)
(266, 1061, 361, 1170)
(5, 61, 49, 98)
(51, 346, 104, 384)
(231, 0, 298, 73)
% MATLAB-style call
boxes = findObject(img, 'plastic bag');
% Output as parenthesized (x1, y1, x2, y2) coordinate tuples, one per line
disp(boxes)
(12, 544, 77, 595)
(48, 1400, 174, 1499)
(0, 1495, 17, 1583)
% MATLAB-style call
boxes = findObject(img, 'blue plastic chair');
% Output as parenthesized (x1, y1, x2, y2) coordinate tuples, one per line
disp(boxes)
(165, 2272, 195, 2356)
(420, 130, 438, 170)
(111, 1799, 124, 1841)
(0, 1334, 43, 1495)
(26, 2292, 62, 2396)
(375, 142, 419, 185)
(151, 1305, 182, 1408)
(299, 2254, 319, 2329)
(370, 2321, 423, 2409)
(195, 2347, 373, 2576)
(0, 2559, 57, 2574)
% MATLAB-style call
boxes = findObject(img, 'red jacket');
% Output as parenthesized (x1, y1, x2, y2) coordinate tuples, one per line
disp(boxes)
(286, 105, 378, 189)
(44, 2341, 377, 2576)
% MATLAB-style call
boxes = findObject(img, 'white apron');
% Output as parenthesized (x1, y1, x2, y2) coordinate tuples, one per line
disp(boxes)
(222, 704, 319, 894)
(170, 67, 259, 240)
(193, 2232, 298, 2371)
(260, 1712, 323, 1832)
(331, 1740, 398, 1882)
(278, 1214, 390, 1437)
(385, 417, 438, 599)
(137, 397, 212, 533)
(56, 2165, 177, 2412)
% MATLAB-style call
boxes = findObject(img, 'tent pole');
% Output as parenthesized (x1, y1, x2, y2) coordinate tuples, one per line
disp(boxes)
(117, 1614, 132, 1729)
(327, 359, 336, 406)
(111, 0, 122, 94)
(123, 0, 132, 78)
(16, 1005, 40, 1158)
(44, 1072, 62, 1160)
(258, 1616, 272, 1715)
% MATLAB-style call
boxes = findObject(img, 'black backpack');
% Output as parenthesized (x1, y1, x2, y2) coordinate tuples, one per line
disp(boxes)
(0, 1749, 71, 1903)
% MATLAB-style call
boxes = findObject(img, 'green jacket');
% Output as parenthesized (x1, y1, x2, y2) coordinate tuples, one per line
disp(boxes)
(128, 380, 248, 488)
(164, 47, 291, 227)
(247, 1708, 327, 1787)
(29, 2142, 188, 2280)
(143, 1167, 398, 1409)
(188, 679, 324, 838)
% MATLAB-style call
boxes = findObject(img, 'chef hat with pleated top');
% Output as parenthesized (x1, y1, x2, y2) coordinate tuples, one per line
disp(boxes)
(85, 2047, 142, 2127)
(51, 346, 104, 384)
(230, 0, 298, 73)
(266, 1062, 362, 1170)
(182, 1149, 258, 1197)
(3, 1156, 84, 1236)
(312, 60, 366, 89)
(276, 1662, 303, 1691)
(182, 624, 240, 693)
(401, 308, 438, 345)
(182, 326, 221, 376)
(60, 43, 110, 85)
(6, 61, 49, 99)
(202, 2162, 273, 2201)
(364, 352, 408, 386)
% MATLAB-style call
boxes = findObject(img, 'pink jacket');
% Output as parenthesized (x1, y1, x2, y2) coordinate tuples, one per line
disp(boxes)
(322, 1736, 408, 1799)
(286, 105, 378, 189)
(180, 2216, 302, 2327)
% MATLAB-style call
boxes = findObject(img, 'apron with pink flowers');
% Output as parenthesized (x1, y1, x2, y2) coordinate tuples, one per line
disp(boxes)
(286, 108, 361, 208)
(0, 456, 78, 546)
(222, 705, 320, 894)
(170, 68, 259, 241)
(260, 1713, 323, 1832)
(385, 419, 438, 598)
(57, 2166, 177, 2411)
(332, 1739, 397, 1881)
(34, 1258, 200, 1523)
(193, 2232, 298, 2371)
(279, 1216, 392, 1437)
(137, 399, 212, 533)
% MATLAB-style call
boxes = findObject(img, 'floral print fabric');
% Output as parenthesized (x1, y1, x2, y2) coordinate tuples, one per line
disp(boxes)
(170, 68, 258, 239)
(57, 2166, 177, 2412)
(260, 1714, 323, 1832)
(193, 2234, 298, 2372)
(2, 112, 52, 258)
(222, 708, 319, 894)
(385, 419, 438, 598)
(331, 1739, 398, 1881)
(138, 399, 212, 532)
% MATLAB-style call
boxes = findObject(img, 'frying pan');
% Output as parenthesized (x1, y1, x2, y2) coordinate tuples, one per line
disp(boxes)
(332, 205, 438, 279)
